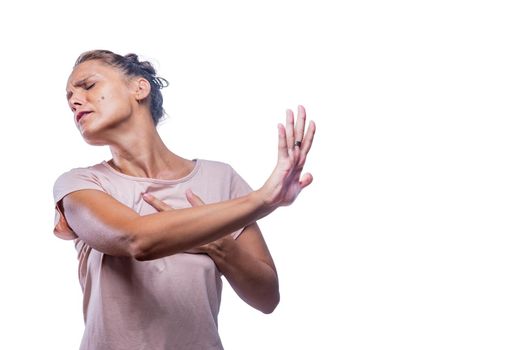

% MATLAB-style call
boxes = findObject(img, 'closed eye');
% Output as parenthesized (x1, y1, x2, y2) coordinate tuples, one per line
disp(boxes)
(85, 83, 96, 90)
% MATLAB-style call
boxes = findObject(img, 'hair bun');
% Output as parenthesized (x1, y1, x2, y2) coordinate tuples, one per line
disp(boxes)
(124, 53, 140, 63)
(124, 54, 156, 76)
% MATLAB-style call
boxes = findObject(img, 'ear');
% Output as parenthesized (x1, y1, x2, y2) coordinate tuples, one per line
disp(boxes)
(134, 77, 151, 102)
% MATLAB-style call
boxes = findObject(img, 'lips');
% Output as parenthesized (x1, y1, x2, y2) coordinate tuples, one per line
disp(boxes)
(76, 111, 93, 122)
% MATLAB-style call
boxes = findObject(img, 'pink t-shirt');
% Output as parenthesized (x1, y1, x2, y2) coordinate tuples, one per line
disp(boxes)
(53, 159, 252, 350)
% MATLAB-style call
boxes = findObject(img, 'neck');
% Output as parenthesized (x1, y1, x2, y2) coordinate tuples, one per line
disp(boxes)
(106, 115, 190, 180)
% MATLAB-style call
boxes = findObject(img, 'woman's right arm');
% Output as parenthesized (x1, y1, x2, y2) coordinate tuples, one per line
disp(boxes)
(60, 105, 316, 261)
(62, 188, 267, 260)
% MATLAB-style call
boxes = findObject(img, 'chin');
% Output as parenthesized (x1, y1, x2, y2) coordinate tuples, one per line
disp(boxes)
(83, 138, 108, 146)
(80, 129, 109, 146)
(78, 112, 129, 145)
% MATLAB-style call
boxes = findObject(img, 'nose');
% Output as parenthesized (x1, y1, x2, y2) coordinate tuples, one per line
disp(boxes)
(68, 91, 86, 112)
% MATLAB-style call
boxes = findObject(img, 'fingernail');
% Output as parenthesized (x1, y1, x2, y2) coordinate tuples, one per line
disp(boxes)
(143, 193, 152, 199)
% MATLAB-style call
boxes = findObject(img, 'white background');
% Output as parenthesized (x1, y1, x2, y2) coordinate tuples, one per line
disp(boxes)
(0, 1, 523, 349)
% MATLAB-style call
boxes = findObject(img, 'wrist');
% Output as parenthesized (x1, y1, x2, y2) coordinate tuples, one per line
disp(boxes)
(250, 189, 276, 218)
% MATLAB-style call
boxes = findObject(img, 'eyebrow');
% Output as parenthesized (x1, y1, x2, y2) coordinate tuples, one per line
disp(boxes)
(66, 75, 96, 99)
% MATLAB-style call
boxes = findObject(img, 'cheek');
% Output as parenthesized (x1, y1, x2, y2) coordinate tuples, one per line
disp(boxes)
(93, 87, 132, 118)
(95, 92, 106, 102)
(100, 92, 132, 117)
(96, 93, 116, 110)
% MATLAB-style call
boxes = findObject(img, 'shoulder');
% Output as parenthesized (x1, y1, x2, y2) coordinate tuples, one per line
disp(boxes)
(53, 161, 109, 199)
(196, 158, 252, 193)
(196, 159, 237, 177)
(194, 158, 250, 188)
(54, 161, 106, 183)
(55, 161, 107, 176)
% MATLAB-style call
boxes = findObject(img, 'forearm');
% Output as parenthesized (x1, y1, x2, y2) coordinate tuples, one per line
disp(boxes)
(206, 239, 280, 314)
(129, 191, 271, 260)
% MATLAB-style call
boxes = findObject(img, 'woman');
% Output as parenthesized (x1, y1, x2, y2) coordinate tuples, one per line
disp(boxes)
(53, 50, 316, 350)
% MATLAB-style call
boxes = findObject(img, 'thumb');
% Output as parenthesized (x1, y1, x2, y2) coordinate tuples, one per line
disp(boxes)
(186, 189, 205, 207)
(299, 172, 314, 189)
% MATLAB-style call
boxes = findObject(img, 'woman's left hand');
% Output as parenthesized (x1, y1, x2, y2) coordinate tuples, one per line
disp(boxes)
(143, 190, 229, 253)
(144, 189, 280, 313)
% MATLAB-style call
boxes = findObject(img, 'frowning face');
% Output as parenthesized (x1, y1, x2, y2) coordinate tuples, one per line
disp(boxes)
(66, 60, 137, 145)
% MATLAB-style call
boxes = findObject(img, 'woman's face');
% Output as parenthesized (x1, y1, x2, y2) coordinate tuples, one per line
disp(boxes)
(66, 60, 136, 145)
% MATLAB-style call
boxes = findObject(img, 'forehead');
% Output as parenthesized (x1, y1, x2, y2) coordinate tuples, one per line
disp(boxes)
(66, 60, 121, 90)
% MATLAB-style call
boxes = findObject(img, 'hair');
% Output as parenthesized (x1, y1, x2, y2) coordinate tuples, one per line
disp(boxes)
(74, 49, 169, 126)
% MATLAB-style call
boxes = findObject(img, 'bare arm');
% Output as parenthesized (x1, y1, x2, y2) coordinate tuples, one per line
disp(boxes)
(144, 191, 279, 314)
(199, 224, 279, 314)
(61, 188, 267, 260)
(60, 105, 315, 261)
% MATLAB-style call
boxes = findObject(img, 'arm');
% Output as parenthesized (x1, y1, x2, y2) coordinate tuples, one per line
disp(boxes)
(61, 188, 266, 260)
(144, 191, 279, 314)
(60, 105, 315, 261)
(201, 224, 279, 314)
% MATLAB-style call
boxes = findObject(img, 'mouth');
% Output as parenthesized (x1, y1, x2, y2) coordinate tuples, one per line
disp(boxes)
(76, 111, 93, 122)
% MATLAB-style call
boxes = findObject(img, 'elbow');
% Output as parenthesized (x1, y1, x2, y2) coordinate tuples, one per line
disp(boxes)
(259, 273, 280, 314)
(260, 290, 280, 314)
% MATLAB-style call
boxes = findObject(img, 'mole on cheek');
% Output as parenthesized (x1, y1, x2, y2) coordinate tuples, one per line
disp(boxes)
(101, 96, 105, 100)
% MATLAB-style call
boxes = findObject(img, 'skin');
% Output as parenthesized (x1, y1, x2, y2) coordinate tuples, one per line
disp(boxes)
(62, 59, 316, 313)
(143, 190, 280, 313)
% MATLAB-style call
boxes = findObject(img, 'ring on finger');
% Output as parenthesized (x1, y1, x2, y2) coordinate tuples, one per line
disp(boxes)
(294, 140, 302, 148)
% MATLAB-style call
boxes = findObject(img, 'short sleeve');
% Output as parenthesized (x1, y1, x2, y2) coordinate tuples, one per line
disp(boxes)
(228, 166, 254, 239)
(52, 168, 104, 240)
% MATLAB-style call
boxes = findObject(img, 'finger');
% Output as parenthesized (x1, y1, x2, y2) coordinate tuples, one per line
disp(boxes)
(294, 105, 306, 146)
(142, 193, 172, 212)
(277, 123, 287, 159)
(185, 189, 205, 207)
(286, 109, 295, 151)
(300, 120, 316, 156)
(299, 172, 314, 189)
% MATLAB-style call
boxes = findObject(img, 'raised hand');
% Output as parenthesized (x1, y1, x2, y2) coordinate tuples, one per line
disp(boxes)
(258, 105, 316, 208)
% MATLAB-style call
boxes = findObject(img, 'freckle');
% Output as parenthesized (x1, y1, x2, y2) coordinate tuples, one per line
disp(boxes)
(101, 96, 105, 100)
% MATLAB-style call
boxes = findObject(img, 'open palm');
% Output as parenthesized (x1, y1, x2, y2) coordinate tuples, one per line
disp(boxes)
(260, 105, 316, 208)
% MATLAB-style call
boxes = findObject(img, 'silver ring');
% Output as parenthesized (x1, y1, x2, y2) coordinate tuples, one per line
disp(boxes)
(294, 140, 302, 148)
